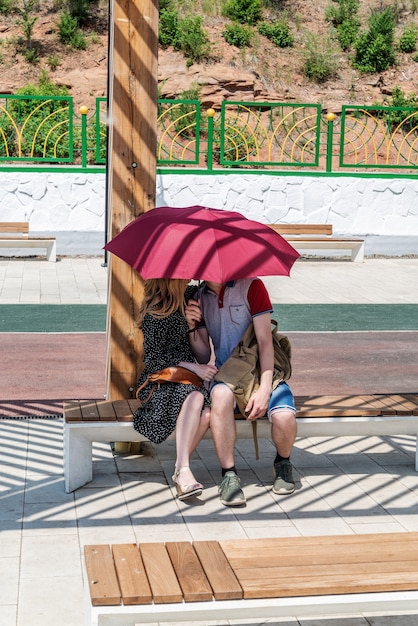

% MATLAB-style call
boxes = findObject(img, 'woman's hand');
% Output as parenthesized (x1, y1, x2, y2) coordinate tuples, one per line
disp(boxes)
(185, 298, 202, 329)
(179, 361, 217, 382)
(194, 363, 218, 382)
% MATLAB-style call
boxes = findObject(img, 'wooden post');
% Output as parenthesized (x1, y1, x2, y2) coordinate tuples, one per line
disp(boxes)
(105, 0, 159, 400)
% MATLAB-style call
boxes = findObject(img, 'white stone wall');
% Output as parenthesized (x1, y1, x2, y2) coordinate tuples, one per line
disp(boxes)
(0, 170, 417, 256)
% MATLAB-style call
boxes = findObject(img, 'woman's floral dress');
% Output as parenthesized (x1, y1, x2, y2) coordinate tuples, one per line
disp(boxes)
(134, 297, 210, 444)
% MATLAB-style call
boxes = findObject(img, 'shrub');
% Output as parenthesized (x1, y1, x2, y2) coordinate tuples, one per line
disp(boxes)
(47, 54, 61, 70)
(159, 8, 179, 47)
(336, 17, 359, 50)
(159, 10, 209, 64)
(66, 0, 89, 25)
(222, 0, 263, 25)
(58, 10, 78, 43)
(398, 26, 418, 53)
(223, 23, 252, 47)
(301, 32, 339, 83)
(379, 86, 418, 130)
(176, 16, 210, 64)
(353, 7, 396, 72)
(258, 19, 293, 48)
(325, 0, 359, 26)
(0, 0, 15, 13)
(23, 46, 39, 63)
(58, 10, 87, 49)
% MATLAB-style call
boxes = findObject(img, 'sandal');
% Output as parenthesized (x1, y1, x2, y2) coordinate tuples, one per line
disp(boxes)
(172, 467, 203, 501)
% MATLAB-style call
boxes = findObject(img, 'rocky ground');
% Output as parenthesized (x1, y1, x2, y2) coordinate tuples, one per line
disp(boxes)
(0, 0, 417, 112)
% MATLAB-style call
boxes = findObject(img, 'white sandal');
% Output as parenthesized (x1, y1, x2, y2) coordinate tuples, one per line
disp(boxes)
(172, 467, 203, 501)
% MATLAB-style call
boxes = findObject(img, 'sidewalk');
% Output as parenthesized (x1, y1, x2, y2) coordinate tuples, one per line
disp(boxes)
(1, 256, 418, 626)
(1, 256, 418, 304)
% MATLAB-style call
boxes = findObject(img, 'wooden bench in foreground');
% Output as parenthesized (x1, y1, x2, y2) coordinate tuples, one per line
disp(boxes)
(84, 532, 418, 625)
(269, 223, 365, 262)
(63, 393, 418, 493)
(0, 221, 56, 262)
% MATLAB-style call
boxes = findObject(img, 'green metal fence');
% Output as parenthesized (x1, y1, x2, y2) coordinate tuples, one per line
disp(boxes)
(1, 94, 418, 173)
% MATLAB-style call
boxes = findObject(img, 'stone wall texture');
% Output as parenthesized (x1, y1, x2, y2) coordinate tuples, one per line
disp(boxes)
(0, 171, 417, 257)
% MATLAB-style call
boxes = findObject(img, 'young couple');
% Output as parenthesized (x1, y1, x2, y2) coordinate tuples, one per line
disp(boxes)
(134, 277, 297, 506)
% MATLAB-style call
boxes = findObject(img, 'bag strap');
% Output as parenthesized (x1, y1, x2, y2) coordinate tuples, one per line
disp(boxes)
(252, 420, 259, 460)
(135, 376, 156, 405)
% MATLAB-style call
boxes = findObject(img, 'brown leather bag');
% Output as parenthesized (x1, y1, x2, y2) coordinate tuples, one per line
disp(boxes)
(136, 366, 203, 406)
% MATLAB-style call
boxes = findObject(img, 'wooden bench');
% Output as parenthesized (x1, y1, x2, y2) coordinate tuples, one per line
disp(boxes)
(0, 221, 56, 262)
(269, 223, 365, 262)
(84, 533, 418, 625)
(63, 393, 418, 493)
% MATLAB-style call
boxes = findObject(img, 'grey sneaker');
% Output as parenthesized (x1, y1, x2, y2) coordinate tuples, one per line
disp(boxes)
(273, 460, 295, 495)
(218, 471, 246, 506)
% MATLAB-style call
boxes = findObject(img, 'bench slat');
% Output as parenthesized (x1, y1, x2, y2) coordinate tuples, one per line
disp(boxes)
(376, 393, 418, 415)
(221, 537, 418, 568)
(269, 224, 333, 235)
(165, 541, 213, 602)
(84, 545, 121, 606)
(112, 544, 152, 605)
(63, 400, 83, 422)
(0, 221, 29, 234)
(80, 401, 100, 421)
(95, 400, 118, 420)
(112, 399, 136, 422)
(286, 236, 364, 242)
(238, 569, 418, 599)
(193, 540, 243, 600)
(139, 542, 183, 603)
(296, 394, 383, 417)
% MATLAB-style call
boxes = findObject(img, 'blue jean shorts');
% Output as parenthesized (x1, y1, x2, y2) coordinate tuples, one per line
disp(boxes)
(268, 381, 296, 421)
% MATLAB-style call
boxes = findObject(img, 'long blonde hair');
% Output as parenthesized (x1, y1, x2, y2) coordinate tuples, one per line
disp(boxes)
(137, 278, 189, 327)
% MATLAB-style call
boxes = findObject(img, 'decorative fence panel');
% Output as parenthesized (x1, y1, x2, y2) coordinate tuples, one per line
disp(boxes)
(0, 95, 73, 162)
(1, 94, 418, 175)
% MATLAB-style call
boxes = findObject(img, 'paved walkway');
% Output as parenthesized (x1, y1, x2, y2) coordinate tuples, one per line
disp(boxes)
(1, 256, 418, 304)
(1, 256, 418, 626)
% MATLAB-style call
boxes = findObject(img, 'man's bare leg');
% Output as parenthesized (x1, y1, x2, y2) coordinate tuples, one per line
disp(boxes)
(210, 384, 246, 506)
(271, 409, 297, 495)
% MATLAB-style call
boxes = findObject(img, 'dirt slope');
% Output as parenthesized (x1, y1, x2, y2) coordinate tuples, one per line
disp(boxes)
(0, 0, 417, 111)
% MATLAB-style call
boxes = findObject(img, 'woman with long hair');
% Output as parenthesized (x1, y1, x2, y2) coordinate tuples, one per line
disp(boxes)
(134, 279, 217, 500)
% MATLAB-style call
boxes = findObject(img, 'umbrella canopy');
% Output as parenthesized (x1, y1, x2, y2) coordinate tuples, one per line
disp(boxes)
(105, 205, 299, 282)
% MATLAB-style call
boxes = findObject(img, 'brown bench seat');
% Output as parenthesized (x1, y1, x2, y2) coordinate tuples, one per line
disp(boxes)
(268, 223, 365, 262)
(63, 393, 418, 492)
(84, 532, 418, 625)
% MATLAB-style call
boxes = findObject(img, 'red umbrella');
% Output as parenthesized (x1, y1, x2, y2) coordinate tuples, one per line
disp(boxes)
(105, 205, 299, 282)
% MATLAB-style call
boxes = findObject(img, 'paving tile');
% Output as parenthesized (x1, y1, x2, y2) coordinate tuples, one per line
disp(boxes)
(18, 575, 83, 626)
(0, 528, 21, 557)
(0, 605, 17, 626)
(20, 535, 81, 579)
(0, 557, 19, 604)
(78, 524, 137, 546)
(24, 476, 74, 504)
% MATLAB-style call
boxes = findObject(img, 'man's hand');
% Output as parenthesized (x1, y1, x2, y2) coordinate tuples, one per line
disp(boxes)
(245, 386, 270, 420)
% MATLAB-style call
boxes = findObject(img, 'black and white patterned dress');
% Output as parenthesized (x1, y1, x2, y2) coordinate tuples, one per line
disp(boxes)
(134, 299, 210, 444)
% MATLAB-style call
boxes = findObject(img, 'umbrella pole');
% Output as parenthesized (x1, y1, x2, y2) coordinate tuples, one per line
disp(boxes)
(105, 0, 159, 400)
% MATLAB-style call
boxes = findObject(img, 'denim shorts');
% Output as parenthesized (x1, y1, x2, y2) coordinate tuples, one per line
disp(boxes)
(267, 381, 296, 421)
